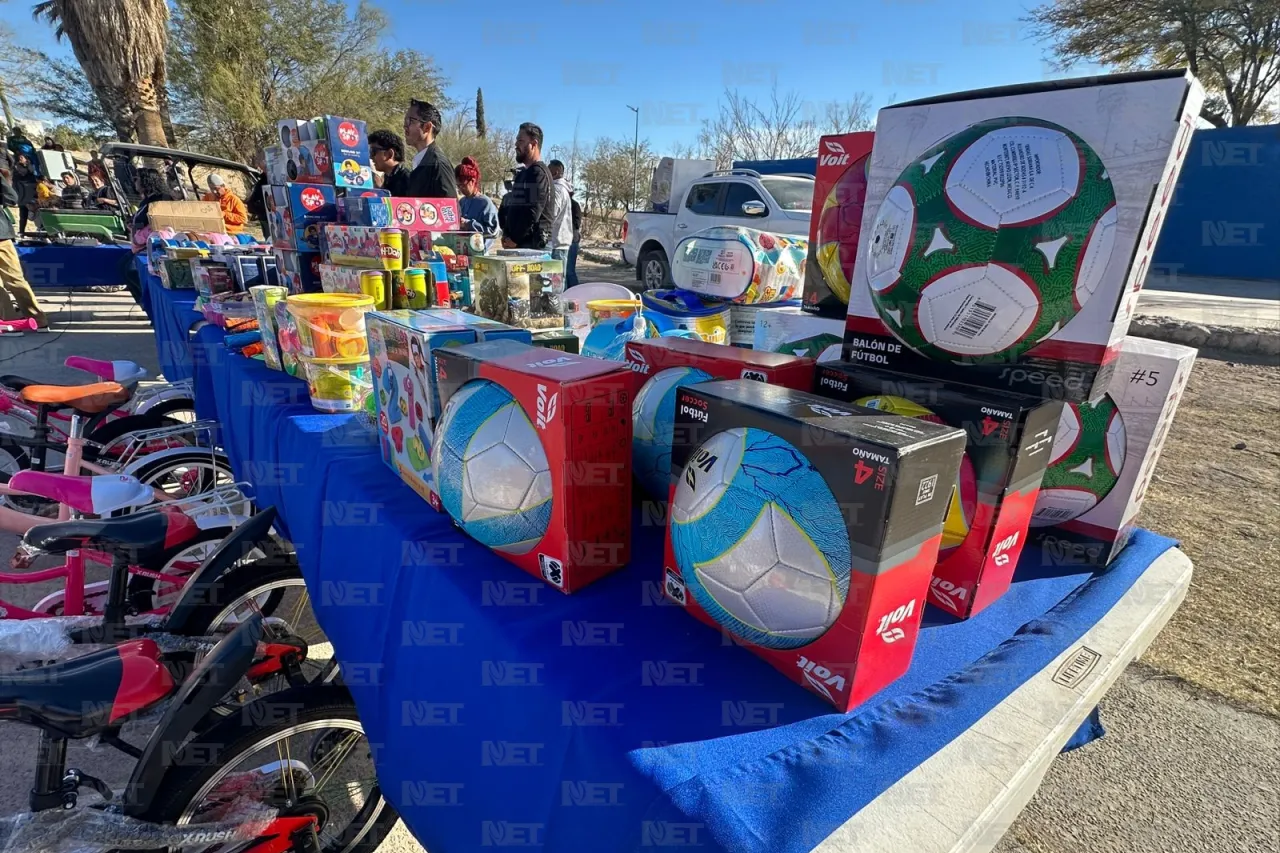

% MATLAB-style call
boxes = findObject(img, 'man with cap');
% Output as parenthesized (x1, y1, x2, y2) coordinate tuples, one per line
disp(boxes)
(201, 173, 248, 234)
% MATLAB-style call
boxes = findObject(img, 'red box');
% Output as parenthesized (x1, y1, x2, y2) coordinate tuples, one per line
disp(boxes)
(814, 363, 1061, 618)
(386, 197, 461, 232)
(803, 131, 876, 318)
(433, 342, 633, 593)
(664, 380, 966, 710)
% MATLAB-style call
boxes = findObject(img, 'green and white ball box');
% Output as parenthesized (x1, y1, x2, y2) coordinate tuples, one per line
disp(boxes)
(843, 70, 1204, 402)
(1032, 336, 1196, 566)
(753, 307, 844, 362)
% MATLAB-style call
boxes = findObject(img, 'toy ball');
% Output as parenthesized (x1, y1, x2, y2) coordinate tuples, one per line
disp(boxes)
(854, 395, 978, 553)
(1030, 394, 1126, 526)
(432, 380, 552, 554)
(669, 428, 851, 649)
(816, 151, 871, 304)
(632, 366, 714, 499)
(866, 116, 1116, 363)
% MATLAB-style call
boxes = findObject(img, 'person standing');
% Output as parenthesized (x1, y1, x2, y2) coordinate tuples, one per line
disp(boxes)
(568, 189, 582, 287)
(201, 174, 248, 234)
(8, 128, 37, 178)
(12, 155, 37, 235)
(368, 130, 411, 196)
(0, 170, 49, 328)
(403, 99, 457, 199)
(455, 157, 499, 236)
(245, 151, 270, 235)
(498, 123, 553, 250)
(57, 172, 85, 209)
(547, 159, 573, 262)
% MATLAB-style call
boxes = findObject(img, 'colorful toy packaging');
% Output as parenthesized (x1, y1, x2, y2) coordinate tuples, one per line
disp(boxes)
(268, 184, 337, 252)
(432, 342, 634, 593)
(804, 132, 875, 317)
(367, 311, 478, 499)
(322, 225, 405, 270)
(250, 285, 287, 371)
(314, 116, 374, 190)
(319, 263, 363, 295)
(842, 70, 1204, 402)
(639, 289, 730, 345)
(432, 231, 486, 256)
(753, 306, 844, 361)
(272, 248, 322, 294)
(532, 329, 579, 354)
(263, 145, 289, 186)
(664, 380, 967, 710)
(471, 255, 565, 329)
(1031, 336, 1196, 566)
(815, 363, 1062, 618)
(338, 195, 392, 227)
(386, 197, 461, 232)
(671, 226, 806, 304)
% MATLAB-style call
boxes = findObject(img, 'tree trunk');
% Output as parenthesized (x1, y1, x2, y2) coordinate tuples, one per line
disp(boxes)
(156, 64, 177, 146)
(131, 70, 169, 146)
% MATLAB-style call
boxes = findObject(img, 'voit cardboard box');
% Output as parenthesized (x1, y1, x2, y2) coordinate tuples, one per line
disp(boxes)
(664, 380, 966, 710)
(804, 131, 876, 317)
(815, 363, 1062, 618)
(843, 70, 1204, 402)
(1031, 336, 1196, 566)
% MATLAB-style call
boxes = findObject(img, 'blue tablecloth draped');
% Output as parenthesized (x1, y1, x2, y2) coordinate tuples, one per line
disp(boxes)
(195, 340, 1176, 853)
(18, 244, 133, 288)
(137, 256, 203, 383)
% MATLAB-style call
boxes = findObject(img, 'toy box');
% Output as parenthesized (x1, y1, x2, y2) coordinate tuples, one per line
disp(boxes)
(532, 329, 579, 354)
(367, 311, 477, 499)
(319, 263, 363, 295)
(753, 306, 844, 361)
(322, 225, 405, 270)
(432, 342, 634, 593)
(625, 336, 817, 499)
(471, 255, 566, 329)
(263, 145, 289, 186)
(338, 195, 391, 227)
(1030, 336, 1196, 566)
(416, 309, 533, 344)
(842, 70, 1204, 402)
(314, 116, 374, 190)
(268, 184, 337, 252)
(433, 231, 486, 256)
(727, 301, 797, 348)
(671, 226, 806, 304)
(386, 197, 461, 232)
(804, 131, 876, 317)
(272, 248, 322, 295)
(190, 259, 235, 300)
(664, 380, 967, 709)
(815, 363, 1062, 618)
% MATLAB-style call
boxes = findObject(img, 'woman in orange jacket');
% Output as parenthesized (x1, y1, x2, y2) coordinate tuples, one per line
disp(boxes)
(201, 173, 248, 234)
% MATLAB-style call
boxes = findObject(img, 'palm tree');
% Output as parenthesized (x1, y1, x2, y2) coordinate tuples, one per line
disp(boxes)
(32, 0, 170, 145)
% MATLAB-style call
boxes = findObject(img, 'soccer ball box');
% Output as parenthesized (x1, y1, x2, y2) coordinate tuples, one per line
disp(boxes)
(1032, 336, 1196, 566)
(624, 336, 816, 500)
(843, 70, 1204, 402)
(433, 341, 633, 592)
(754, 307, 844, 362)
(367, 312, 478, 500)
(815, 363, 1062, 618)
(664, 380, 966, 710)
(671, 226, 807, 304)
(804, 132, 875, 317)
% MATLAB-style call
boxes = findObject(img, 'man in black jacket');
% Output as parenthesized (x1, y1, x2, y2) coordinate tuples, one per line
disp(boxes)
(0, 170, 49, 328)
(499, 122, 553, 250)
(369, 130, 411, 196)
(403, 99, 457, 199)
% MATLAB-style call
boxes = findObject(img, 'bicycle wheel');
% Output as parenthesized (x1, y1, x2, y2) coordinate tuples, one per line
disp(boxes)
(126, 526, 232, 614)
(0, 436, 33, 484)
(87, 410, 186, 448)
(139, 686, 398, 853)
(126, 449, 237, 500)
(142, 397, 199, 425)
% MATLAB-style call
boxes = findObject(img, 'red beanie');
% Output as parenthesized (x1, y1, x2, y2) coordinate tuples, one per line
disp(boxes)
(455, 156, 481, 184)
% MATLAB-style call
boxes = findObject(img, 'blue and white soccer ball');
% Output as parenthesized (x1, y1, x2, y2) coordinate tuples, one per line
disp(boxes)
(431, 380, 552, 554)
(632, 366, 714, 499)
(669, 428, 851, 649)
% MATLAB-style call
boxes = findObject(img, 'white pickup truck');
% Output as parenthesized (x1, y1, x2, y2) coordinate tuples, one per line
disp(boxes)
(621, 169, 814, 289)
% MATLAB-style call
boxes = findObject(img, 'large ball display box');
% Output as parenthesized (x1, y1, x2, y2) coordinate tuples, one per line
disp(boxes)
(664, 380, 966, 710)
(432, 341, 633, 593)
(815, 363, 1062, 618)
(623, 336, 817, 500)
(267, 184, 337, 252)
(1031, 336, 1196, 567)
(471, 255, 566, 329)
(754, 306, 844, 362)
(367, 312, 477, 500)
(804, 131, 875, 317)
(842, 70, 1204, 402)
(670, 225, 806, 304)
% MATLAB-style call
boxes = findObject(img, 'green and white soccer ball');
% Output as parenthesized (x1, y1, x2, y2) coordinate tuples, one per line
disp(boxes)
(866, 116, 1117, 363)
(1031, 395, 1126, 526)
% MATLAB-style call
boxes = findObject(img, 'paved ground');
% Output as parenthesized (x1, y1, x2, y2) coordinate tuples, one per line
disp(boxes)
(0, 283, 1274, 853)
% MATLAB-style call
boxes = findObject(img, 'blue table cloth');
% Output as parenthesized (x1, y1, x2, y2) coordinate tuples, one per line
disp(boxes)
(197, 342, 1177, 853)
(138, 256, 203, 383)
(18, 244, 132, 288)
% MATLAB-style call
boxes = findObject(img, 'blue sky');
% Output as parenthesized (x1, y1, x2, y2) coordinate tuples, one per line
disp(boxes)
(1, 0, 1095, 154)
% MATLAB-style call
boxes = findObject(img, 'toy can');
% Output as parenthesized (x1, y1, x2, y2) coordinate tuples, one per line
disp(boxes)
(360, 270, 387, 309)
(378, 230, 405, 270)
(640, 289, 731, 346)
(587, 299, 640, 326)
(299, 355, 373, 413)
(286, 292, 376, 359)
(403, 268, 429, 309)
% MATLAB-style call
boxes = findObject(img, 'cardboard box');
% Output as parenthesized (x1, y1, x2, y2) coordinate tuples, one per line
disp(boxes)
(263, 145, 289, 186)
(727, 302, 797, 348)
(532, 329, 579, 354)
(314, 116, 374, 190)
(753, 307, 844, 361)
(471, 255, 566, 329)
(671, 226, 806, 304)
(318, 263, 364, 295)
(338, 195, 391, 227)
(367, 311, 477, 499)
(1030, 336, 1196, 566)
(664, 380, 966, 709)
(625, 336, 817, 499)
(147, 200, 226, 235)
(322, 225, 405, 270)
(268, 184, 337, 252)
(386, 197, 461, 232)
(272, 248, 322, 295)
(804, 131, 876, 317)
(843, 70, 1204, 402)
(432, 230, 486, 256)
(815, 363, 1062, 617)
(432, 342, 633, 592)
(415, 309, 533, 344)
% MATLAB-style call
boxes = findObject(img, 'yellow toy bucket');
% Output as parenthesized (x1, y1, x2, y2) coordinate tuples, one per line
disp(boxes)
(286, 293, 376, 360)
(587, 298, 641, 325)
(298, 354, 373, 414)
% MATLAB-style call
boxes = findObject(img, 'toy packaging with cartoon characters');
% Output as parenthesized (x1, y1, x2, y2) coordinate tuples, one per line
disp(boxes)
(275, 116, 374, 191)
(267, 184, 337, 252)
(471, 254, 566, 329)
(670, 226, 806, 304)
(272, 248, 323, 295)
(322, 224, 406, 270)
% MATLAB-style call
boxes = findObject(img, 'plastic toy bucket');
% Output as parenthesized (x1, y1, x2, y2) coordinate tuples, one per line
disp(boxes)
(299, 355, 373, 414)
(285, 293, 375, 359)
(587, 299, 641, 325)
(640, 289, 731, 345)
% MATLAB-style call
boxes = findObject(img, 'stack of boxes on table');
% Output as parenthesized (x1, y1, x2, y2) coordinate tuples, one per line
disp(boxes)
(245, 71, 1204, 712)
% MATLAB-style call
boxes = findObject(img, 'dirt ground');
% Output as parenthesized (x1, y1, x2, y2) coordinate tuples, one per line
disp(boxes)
(1136, 353, 1280, 716)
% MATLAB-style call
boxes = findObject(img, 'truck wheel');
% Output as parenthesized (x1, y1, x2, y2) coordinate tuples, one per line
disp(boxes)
(638, 248, 670, 290)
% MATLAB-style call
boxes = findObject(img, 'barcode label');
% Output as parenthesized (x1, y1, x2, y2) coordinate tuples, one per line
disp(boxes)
(955, 299, 998, 339)
(1036, 507, 1077, 521)
(710, 272, 722, 284)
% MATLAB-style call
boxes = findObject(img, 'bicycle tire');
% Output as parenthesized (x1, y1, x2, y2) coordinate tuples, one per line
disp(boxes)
(125, 448, 236, 498)
(141, 397, 199, 423)
(0, 436, 32, 483)
(86, 411, 186, 450)
(125, 526, 232, 613)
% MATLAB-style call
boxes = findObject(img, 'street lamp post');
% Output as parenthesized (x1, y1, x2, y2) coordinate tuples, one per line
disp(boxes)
(626, 104, 639, 211)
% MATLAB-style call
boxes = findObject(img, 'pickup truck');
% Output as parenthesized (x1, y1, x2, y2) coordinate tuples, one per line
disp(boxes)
(621, 169, 814, 289)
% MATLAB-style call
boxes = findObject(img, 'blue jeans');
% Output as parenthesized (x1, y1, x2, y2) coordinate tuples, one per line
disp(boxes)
(566, 243, 580, 287)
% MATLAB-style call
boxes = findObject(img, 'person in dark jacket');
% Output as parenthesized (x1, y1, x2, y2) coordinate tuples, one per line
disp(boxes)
(369, 130, 412, 197)
(403, 99, 457, 199)
(499, 123, 553, 250)
(245, 150, 270, 236)
(11, 155, 37, 234)
(57, 172, 85, 209)
(0, 170, 49, 328)
(567, 190, 583, 287)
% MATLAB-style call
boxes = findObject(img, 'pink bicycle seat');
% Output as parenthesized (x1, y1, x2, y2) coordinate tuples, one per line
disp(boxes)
(64, 357, 149, 385)
(9, 471, 155, 516)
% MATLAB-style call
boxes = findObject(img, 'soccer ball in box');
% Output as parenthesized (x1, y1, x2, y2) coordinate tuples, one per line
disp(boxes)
(804, 132, 876, 317)
(754, 307, 844, 361)
(671, 226, 806, 304)
(471, 255, 566, 329)
(843, 70, 1204, 401)
(432, 342, 633, 592)
(815, 363, 1062, 617)
(624, 336, 816, 500)
(1031, 336, 1196, 566)
(268, 184, 336, 252)
(367, 312, 477, 499)
(663, 380, 966, 710)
